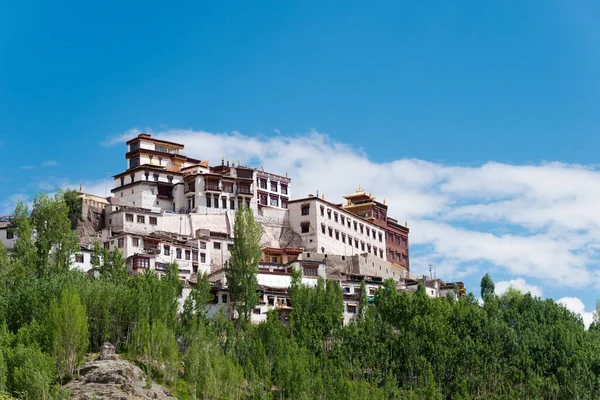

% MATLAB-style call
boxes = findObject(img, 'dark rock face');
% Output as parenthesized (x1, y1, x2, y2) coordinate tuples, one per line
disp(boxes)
(63, 358, 176, 400)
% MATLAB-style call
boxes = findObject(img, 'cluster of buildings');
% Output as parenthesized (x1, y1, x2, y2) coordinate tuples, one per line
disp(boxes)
(0, 133, 464, 324)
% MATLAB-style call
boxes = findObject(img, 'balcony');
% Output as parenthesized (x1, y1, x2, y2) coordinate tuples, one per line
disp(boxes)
(236, 170, 254, 180)
(237, 187, 253, 196)
(205, 184, 221, 192)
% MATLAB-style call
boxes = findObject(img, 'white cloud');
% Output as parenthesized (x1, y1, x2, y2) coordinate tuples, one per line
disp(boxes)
(496, 278, 543, 298)
(41, 160, 58, 167)
(557, 297, 596, 328)
(0, 194, 31, 216)
(21, 165, 35, 170)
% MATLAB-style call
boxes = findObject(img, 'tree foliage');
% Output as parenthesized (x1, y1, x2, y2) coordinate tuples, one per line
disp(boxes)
(226, 203, 262, 322)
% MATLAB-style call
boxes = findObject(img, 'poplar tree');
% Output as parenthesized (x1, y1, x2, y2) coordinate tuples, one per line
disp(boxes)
(49, 286, 88, 382)
(226, 203, 262, 322)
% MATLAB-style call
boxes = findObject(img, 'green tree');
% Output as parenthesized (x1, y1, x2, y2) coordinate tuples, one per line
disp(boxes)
(226, 203, 262, 322)
(33, 192, 79, 276)
(480, 273, 495, 301)
(63, 190, 82, 229)
(5, 344, 55, 400)
(48, 286, 89, 381)
(11, 202, 37, 276)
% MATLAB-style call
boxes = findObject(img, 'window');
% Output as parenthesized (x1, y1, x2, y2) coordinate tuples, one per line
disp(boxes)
(164, 245, 170, 256)
(271, 181, 278, 192)
(176, 248, 182, 259)
(347, 219, 351, 228)
(230, 198, 235, 210)
(341, 233, 346, 243)
(137, 215, 145, 224)
(129, 157, 139, 169)
(367, 244, 371, 253)
(6, 230, 13, 239)
(379, 249, 384, 258)
(354, 239, 359, 249)
(260, 179, 267, 189)
(154, 173, 159, 182)
(222, 197, 227, 209)
(360, 224, 364, 234)
(340, 215, 345, 225)
(328, 227, 333, 237)
(369, 287, 377, 296)
(267, 296, 275, 306)
(200, 241, 206, 249)
(301, 222, 310, 233)
(120, 176, 125, 186)
(373, 230, 376, 239)
(126, 213, 133, 222)
(361, 242, 365, 251)
(221, 294, 228, 304)
(214, 242, 221, 250)
(130, 173, 135, 183)
(118, 238, 124, 248)
(133, 238, 140, 247)
(145, 171, 149, 180)
(270, 197, 279, 207)
(348, 235, 352, 246)
(75, 254, 84, 263)
(402, 237, 408, 248)
(321, 224, 326, 234)
(253, 308, 261, 315)
(214, 195, 219, 208)
(320, 206, 325, 216)
(167, 175, 173, 184)
(104, 242, 110, 249)
(301, 205, 310, 215)
(303, 266, 318, 277)
(134, 257, 150, 269)
(281, 184, 288, 195)
(282, 199, 288, 209)
(335, 230, 340, 240)
(206, 196, 211, 208)
(192, 251, 198, 261)
(227, 244, 234, 251)
(353, 221, 357, 231)
(378, 232, 383, 242)
(334, 212, 338, 223)
(200, 253, 206, 263)
(347, 305, 357, 314)
(149, 216, 157, 225)
(366, 227, 370, 236)
(327, 209, 332, 219)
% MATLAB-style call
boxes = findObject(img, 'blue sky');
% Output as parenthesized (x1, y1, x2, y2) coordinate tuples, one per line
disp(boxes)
(2, 1, 600, 323)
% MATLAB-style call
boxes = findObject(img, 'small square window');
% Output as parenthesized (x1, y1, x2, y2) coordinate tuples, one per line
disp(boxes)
(137, 215, 145, 224)
(6, 230, 13, 239)
(149, 217, 157, 225)
(176, 248, 182, 259)
(133, 238, 140, 247)
(118, 238, 124, 248)
(75, 254, 84, 263)
(126, 213, 133, 222)
(164, 245, 170, 256)
(214, 242, 221, 250)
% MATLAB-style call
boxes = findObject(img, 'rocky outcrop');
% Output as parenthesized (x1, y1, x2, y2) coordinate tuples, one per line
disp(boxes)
(63, 356, 176, 400)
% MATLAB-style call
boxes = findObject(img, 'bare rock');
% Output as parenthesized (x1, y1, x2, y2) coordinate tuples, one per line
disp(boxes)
(98, 342, 117, 361)
(63, 358, 177, 400)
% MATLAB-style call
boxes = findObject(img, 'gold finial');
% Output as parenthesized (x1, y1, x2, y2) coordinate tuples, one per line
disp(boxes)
(357, 184, 362, 192)
(405, 221, 408, 228)
(369, 192, 372, 198)
(238, 160, 240, 166)
(286, 172, 288, 178)
(322, 193, 325, 200)
(261, 165, 264, 172)
(384, 199, 387, 205)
